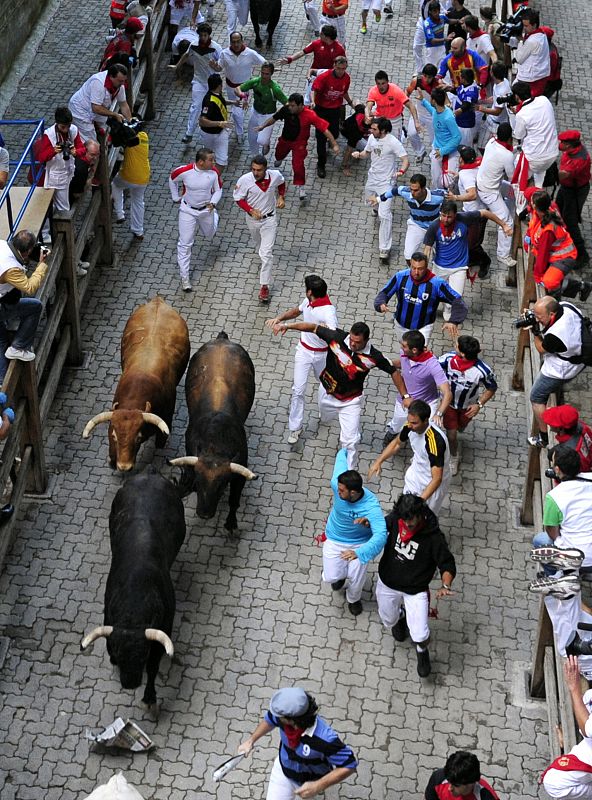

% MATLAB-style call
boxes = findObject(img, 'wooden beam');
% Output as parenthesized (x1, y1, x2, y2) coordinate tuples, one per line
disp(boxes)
(52, 214, 83, 365)
(530, 599, 554, 697)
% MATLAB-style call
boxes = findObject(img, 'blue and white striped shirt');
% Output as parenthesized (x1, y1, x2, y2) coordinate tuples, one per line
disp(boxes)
(438, 352, 498, 409)
(380, 186, 447, 228)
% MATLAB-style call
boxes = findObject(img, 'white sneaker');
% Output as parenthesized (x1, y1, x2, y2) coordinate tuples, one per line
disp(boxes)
(182, 277, 192, 292)
(379, 250, 390, 262)
(498, 255, 517, 267)
(299, 187, 307, 199)
(288, 429, 301, 444)
(76, 261, 89, 277)
(450, 455, 459, 476)
(5, 346, 35, 362)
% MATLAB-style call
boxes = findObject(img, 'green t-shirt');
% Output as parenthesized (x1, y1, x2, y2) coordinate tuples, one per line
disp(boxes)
(240, 77, 288, 115)
(543, 493, 564, 526)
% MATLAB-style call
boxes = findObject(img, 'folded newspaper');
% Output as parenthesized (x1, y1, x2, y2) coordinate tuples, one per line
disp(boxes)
(85, 718, 154, 752)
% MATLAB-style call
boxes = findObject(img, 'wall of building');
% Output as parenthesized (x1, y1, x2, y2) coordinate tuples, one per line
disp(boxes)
(0, 0, 46, 86)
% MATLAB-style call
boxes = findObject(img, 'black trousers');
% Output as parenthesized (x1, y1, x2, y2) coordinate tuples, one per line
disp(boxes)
(556, 184, 590, 260)
(315, 106, 341, 168)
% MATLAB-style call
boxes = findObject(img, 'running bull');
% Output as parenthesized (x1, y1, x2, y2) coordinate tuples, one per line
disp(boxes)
(80, 471, 186, 706)
(251, 0, 282, 48)
(82, 297, 190, 471)
(169, 332, 257, 532)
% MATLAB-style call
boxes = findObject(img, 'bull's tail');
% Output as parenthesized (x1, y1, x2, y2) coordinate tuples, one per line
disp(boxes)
(216, 331, 229, 340)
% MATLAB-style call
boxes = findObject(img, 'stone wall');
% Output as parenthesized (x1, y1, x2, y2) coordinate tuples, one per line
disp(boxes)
(0, 0, 46, 86)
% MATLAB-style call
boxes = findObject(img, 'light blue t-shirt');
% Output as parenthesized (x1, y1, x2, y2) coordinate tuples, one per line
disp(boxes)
(421, 100, 462, 156)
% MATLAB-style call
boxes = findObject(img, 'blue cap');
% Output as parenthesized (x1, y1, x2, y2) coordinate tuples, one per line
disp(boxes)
(269, 687, 309, 718)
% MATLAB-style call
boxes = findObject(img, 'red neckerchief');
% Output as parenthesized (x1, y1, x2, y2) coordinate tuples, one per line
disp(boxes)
(104, 75, 123, 96)
(439, 222, 455, 237)
(459, 158, 482, 170)
(524, 27, 544, 40)
(309, 296, 332, 308)
(412, 270, 435, 284)
(398, 517, 425, 544)
(409, 350, 433, 363)
(255, 176, 271, 191)
(450, 354, 477, 372)
(495, 138, 513, 152)
(470, 29, 486, 38)
(283, 724, 306, 749)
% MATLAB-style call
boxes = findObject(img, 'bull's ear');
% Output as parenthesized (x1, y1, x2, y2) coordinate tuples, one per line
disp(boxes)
(144, 401, 152, 412)
(112, 402, 119, 410)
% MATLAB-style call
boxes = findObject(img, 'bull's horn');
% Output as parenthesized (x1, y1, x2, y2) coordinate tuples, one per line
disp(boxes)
(229, 463, 258, 480)
(141, 413, 170, 436)
(168, 457, 200, 467)
(82, 412, 114, 438)
(80, 625, 113, 650)
(145, 628, 174, 656)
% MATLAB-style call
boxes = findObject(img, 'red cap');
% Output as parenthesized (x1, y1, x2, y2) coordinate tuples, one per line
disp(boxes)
(558, 129, 582, 144)
(125, 17, 144, 33)
(542, 404, 580, 429)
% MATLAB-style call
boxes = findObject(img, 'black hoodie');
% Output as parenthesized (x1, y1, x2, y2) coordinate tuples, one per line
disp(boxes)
(378, 506, 456, 594)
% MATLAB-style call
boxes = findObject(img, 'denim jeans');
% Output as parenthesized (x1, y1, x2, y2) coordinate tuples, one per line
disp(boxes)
(0, 298, 43, 380)
(532, 531, 555, 576)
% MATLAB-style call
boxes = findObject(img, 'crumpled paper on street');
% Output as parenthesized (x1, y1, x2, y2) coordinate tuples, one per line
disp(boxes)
(85, 718, 154, 752)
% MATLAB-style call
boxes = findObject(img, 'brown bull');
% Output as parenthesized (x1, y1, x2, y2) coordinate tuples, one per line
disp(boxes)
(83, 297, 190, 470)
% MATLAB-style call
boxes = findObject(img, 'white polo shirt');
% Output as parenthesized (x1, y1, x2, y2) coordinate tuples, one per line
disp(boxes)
(299, 296, 338, 351)
(477, 138, 515, 194)
(232, 169, 285, 215)
(218, 47, 266, 86)
(69, 71, 126, 125)
(513, 96, 558, 163)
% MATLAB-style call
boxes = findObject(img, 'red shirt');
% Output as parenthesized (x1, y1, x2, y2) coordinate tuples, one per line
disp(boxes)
(303, 38, 346, 70)
(560, 144, 591, 188)
(321, 0, 348, 15)
(273, 106, 330, 143)
(312, 70, 351, 108)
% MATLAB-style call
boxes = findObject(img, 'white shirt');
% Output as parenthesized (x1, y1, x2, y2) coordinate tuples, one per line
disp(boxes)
(513, 96, 558, 163)
(172, 26, 200, 55)
(515, 31, 550, 82)
(233, 169, 285, 215)
(218, 47, 265, 85)
(489, 78, 512, 127)
(365, 133, 407, 188)
(549, 474, 592, 566)
(69, 71, 126, 125)
(42, 124, 81, 189)
(187, 40, 223, 86)
(169, 163, 223, 208)
(0, 240, 26, 299)
(457, 167, 483, 211)
(477, 138, 514, 194)
(540, 302, 586, 381)
(469, 32, 495, 62)
(299, 296, 338, 351)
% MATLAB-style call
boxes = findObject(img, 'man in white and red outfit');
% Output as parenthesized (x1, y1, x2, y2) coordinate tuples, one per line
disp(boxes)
(312, 56, 353, 178)
(224, 0, 249, 37)
(266, 274, 338, 444)
(35, 106, 86, 215)
(542, 656, 592, 799)
(68, 64, 132, 142)
(514, 7, 550, 98)
(174, 22, 222, 144)
(233, 155, 285, 303)
(214, 32, 265, 139)
(169, 146, 223, 292)
(476, 122, 515, 268)
(425, 751, 499, 799)
(511, 81, 559, 190)
(405, 63, 443, 160)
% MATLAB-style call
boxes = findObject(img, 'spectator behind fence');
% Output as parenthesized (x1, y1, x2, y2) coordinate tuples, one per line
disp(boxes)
(528, 296, 587, 449)
(512, 81, 559, 189)
(0, 231, 48, 379)
(543, 405, 592, 473)
(0, 133, 8, 191)
(68, 63, 132, 142)
(513, 7, 550, 97)
(68, 139, 101, 206)
(557, 130, 591, 268)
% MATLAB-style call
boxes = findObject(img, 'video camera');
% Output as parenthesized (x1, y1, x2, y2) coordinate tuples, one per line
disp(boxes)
(499, 4, 529, 44)
(107, 117, 142, 148)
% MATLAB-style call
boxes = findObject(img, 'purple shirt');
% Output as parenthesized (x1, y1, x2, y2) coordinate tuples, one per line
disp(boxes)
(400, 352, 448, 402)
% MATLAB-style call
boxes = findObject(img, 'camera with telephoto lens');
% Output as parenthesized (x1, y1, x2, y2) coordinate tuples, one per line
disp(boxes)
(513, 310, 538, 329)
(496, 92, 519, 107)
(58, 139, 73, 161)
(499, 4, 529, 44)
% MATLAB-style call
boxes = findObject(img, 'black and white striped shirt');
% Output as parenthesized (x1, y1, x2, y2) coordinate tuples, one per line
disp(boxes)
(438, 352, 498, 409)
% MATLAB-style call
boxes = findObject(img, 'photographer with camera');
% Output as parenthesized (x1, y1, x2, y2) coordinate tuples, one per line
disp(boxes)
(34, 107, 86, 216)
(513, 8, 550, 98)
(0, 231, 48, 381)
(526, 296, 587, 449)
(512, 81, 559, 189)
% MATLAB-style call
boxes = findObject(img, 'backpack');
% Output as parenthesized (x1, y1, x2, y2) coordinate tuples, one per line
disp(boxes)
(559, 303, 592, 367)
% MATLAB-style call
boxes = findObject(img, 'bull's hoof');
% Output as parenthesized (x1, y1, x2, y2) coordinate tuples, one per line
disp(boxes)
(141, 699, 160, 719)
(224, 518, 238, 534)
(255, 36, 263, 47)
(267, 37, 273, 48)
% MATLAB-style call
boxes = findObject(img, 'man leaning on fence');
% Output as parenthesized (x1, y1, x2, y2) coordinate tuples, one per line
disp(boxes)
(0, 231, 48, 381)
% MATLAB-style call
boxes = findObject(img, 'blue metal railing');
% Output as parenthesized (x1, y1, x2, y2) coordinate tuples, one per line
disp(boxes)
(0, 119, 45, 240)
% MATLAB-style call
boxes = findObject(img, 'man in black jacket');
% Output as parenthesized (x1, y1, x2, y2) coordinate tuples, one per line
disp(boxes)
(376, 493, 456, 677)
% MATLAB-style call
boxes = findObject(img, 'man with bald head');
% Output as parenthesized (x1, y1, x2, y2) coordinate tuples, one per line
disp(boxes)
(528, 296, 587, 449)
(437, 36, 488, 89)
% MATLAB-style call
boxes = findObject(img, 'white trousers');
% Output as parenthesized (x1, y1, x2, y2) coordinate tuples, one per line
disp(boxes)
(459, 126, 476, 146)
(404, 219, 428, 260)
(177, 204, 219, 280)
(365, 182, 393, 253)
(424, 45, 446, 68)
(289, 343, 327, 432)
(388, 397, 439, 435)
(413, 19, 426, 74)
(318, 386, 362, 468)
(432, 262, 467, 320)
(322, 538, 367, 603)
(393, 320, 434, 347)
(187, 81, 208, 137)
(226, 86, 245, 137)
(404, 458, 450, 514)
(375, 578, 430, 642)
(304, 0, 321, 32)
(248, 110, 274, 155)
(527, 153, 557, 188)
(362, 0, 383, 11)
(225, 0, 249, 35)
(320, 13, 346, 45)
(430, 149, 459, 190)
(405, 105, 433, 157)
(200, 129, 230, 166)
(543, 768, 592, 800)
(477, 188, 513, 258)
(544, 592, 581, 657)
(112, 176, 147, 235)
(245, 213, 277, 285)
(266, 758, 300, 800)
(71, 116, 97, 143)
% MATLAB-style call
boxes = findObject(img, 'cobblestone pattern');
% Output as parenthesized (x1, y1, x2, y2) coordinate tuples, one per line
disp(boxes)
(0, 0, 591, 798)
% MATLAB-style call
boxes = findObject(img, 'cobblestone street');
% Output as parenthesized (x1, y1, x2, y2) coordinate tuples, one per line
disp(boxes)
(1, 0, 591, 797)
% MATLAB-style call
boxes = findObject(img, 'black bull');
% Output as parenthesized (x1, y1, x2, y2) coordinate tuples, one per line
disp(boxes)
(172, 333, 257, 531)
(81, 472, 186, 706)
(250, 0, 282, 47)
